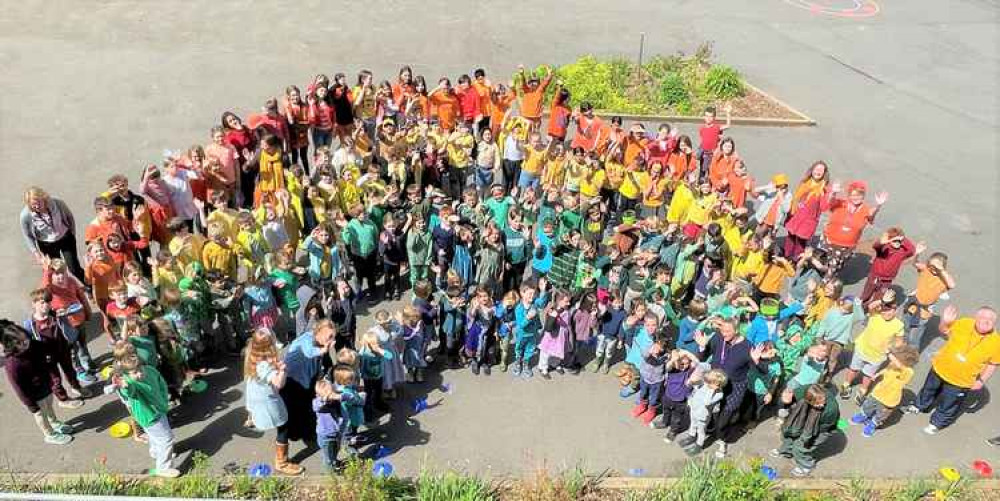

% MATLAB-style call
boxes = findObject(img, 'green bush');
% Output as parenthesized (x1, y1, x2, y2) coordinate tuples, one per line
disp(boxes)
(670, 457, 774, 501)
(525, 52, 748, 116)
(702, 64, 746, 100)
(415, 469, 496, 501)
(657, 72, 690, 107)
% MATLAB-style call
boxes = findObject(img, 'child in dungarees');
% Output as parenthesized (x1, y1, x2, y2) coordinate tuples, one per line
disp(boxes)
(512, 279, 550, 378)
(494, 290, 519, 372)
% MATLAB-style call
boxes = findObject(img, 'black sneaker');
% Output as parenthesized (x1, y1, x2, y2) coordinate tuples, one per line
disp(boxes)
(683, 444, 703, 457)
(987, 437, 1000, 447)
(483, 364, 492, 376)
(470, 361, 480, 375)
(555, 366, 565, 375)
(664, 430, 677, 443)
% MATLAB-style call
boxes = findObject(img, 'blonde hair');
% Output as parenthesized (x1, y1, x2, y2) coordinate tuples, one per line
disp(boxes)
(244, 328, 279, 379)
(332, 364, 356, 386)
(360, 329, 380, 350)
(23, 187, 50, 206)
(402, 305, 420, 326)
(336, 348, 358, 368)
(704, 369, 728, 388)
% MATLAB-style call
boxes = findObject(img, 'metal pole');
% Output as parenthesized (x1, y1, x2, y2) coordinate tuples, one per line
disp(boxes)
(637, 32, 646, 70)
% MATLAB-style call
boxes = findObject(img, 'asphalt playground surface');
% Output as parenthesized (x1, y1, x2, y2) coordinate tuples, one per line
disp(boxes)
(0, 0, 997, 479)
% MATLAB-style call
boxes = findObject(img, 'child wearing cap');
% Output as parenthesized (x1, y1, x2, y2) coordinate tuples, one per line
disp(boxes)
(751, 174, 792, 236)
(839, 290, 905, 403)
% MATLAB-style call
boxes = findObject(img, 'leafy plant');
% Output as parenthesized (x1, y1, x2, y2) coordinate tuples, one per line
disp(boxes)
(670, 457, 775, 501)
(326, 458, 411, 501)
(702, 65, 746, 100)
(228, 473, 256, 499)
(164, 451, 221, 499)
(257, 475, 293, 500)
(415, 469, 496, 501)
(657, 72, 690, 108)
(837, 476, 878, 501)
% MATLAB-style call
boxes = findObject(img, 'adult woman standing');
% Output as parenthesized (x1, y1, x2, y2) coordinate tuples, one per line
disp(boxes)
(687, 318, 755, 459)
(280, 319, 334, 452)
(243, 328, 302, 475)
(221, 111, 257, 209)
(20, 187, 85, 282)
(821, 180, 888, 275)
(783, 161, 831, 261)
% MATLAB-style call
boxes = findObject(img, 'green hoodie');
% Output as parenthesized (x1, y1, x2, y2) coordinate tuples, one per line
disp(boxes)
(120, 365, 170, 429)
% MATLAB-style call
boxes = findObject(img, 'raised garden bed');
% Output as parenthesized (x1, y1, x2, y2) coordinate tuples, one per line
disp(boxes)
(523, 43, 812, 124)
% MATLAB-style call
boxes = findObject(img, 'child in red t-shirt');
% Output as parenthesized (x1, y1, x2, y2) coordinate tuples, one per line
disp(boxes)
(104, 283, 140, 342)
(697, 104, 731, 180)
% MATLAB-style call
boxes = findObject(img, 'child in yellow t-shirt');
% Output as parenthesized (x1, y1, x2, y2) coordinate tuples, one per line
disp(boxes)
(201, 222, 237, 281)
(541, 144, 567, 191)
(851, 344, 918, 437)
(683, 182, 718, 228)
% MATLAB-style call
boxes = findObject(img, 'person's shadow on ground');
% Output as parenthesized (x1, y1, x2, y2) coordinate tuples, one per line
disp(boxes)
(357, 358, 444, 462)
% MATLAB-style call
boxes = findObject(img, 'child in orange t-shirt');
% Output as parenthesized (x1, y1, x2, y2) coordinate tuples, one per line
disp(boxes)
(84, 242, 123, 313)
(900, 252, 956, 346)
(518, 64, 553, 127)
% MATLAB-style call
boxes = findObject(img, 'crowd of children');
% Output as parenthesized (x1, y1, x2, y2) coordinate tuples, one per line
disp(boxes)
(7, 64, 999, 479)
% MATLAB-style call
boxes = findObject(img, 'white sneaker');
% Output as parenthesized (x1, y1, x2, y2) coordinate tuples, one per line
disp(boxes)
(714, 442, 728, 459)
(902, 404, 920, 414)
(52, 422, 73, 435)
(57, 399, 83, 409)
(923, 424, 940, 435)
(151, 468, 182, 478)
(44, 433, 73, 445)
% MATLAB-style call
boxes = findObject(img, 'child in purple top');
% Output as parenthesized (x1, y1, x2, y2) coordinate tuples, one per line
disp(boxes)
(652, 349, 701, 441)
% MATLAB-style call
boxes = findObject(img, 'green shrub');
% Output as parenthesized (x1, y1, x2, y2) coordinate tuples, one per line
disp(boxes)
(702, 65, 745, 100)
(257, 476, 293, 500)
(416, 469, 496, 501)
(164, 451, 221, 499)
(670, 457, 775, 501)
(228, 473, 256, 499)
(327, 458, 411, 501)
(657, 72, 690, 107)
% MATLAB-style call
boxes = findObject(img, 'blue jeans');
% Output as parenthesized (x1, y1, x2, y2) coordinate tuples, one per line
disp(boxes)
(144, 416, 175, 472)
(318, 432, 340, 470)
(311, 128, 333, 150)
(639, 379, 663, 408)
(517, 171, 540, 190)
(915, 368, 968, 429)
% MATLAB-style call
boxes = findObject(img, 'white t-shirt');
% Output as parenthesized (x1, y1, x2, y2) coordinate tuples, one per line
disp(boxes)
(162, 169, 198, 219)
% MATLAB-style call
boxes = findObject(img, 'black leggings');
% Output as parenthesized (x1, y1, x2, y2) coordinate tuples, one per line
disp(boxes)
(382, 262, 403, 298)
(351, 252, 378, 297)
(289, 145, 310, 175)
